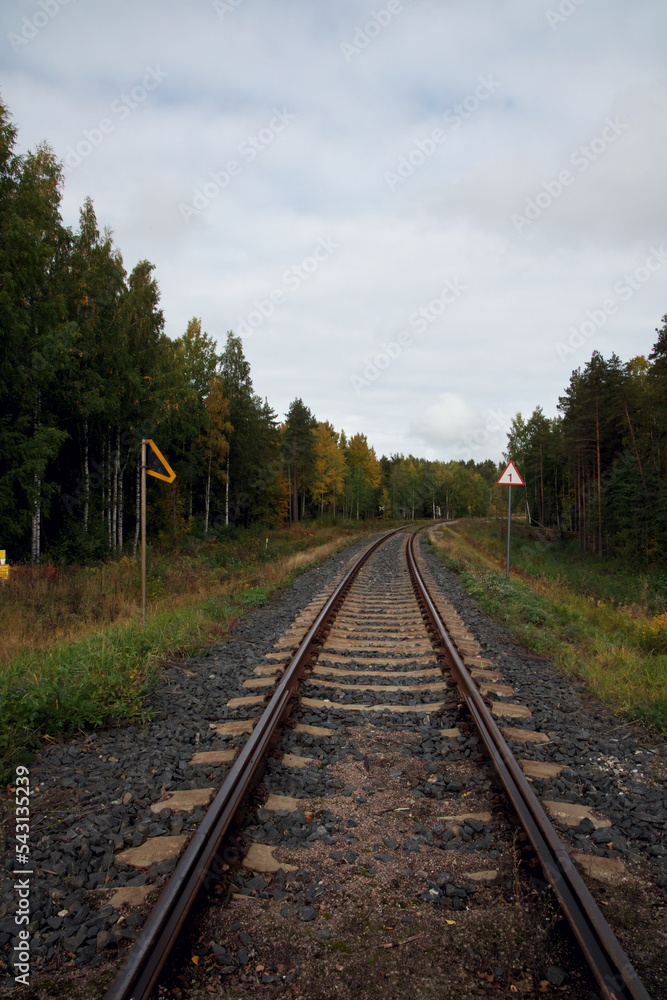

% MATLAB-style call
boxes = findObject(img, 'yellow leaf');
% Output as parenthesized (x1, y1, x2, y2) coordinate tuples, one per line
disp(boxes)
(191, 955, 199, 965)
(445, 919, 455, 925)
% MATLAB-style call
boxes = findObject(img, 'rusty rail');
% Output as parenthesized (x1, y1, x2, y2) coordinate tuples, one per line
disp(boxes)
(406, 529, 651, 1000)
(104, 527, 403, 1000)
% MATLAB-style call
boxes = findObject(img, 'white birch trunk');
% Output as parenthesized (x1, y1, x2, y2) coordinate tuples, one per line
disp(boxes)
(205, 456, 211, 533)
(106, 430, 112, 550)
(118, 462, 124, 550)
(133, 454, 141, 557)
(31, 393, 41, 565)
(83, 418, 89, 534)
(225, 452, 229, 525)
(112, 429, 120, 549)
(31, 474, 41, 565)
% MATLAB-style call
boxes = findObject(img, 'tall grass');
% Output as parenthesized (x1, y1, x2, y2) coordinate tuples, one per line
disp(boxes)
(0, 520, 386, 781)
(427, 521, 667, 733)
(460, 519, 667, 615)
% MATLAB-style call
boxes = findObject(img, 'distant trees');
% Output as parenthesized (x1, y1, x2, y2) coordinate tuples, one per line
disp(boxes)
(4, 99, 666, 567)
(219, 332, 281, 528)
(505, 340, 667, 562)
(345, 434, 381, 519)
(201, 375, 232, 535)
(0, 108, 73, 564)
(282, 398, 316, 522)
(311, 422, 346, 517)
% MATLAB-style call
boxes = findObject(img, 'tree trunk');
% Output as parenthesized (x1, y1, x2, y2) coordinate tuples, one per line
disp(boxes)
(83, 418, 89, 534)
(500, 488, 504, 541)
(31, 393, 41, 565)
(595, 396, 602, 554)
(112, 428, 120, 550)
(133, 454, 141, 557)
(106, 429, 112, 550)
(623, 400, 647, 490)
(292, 467, 298, 522)
(554, 466, 559, 529)
(205, 456, 211, 534)
(31, 474, 41, 565)
(225, 452, 230, 526)
(582, 463, 588, 553)
(577, 458, 581, 550)
(539, 441, 544, 526)
(118, 468, 123, 550)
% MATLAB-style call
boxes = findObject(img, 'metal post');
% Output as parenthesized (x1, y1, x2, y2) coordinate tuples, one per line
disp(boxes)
(141, 439, 146, 621)
(506, 483, 512, 580)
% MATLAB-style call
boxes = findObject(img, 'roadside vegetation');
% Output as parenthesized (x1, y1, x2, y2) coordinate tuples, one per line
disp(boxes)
(427, 519, 667, 734)
(0, 520, 385, 783)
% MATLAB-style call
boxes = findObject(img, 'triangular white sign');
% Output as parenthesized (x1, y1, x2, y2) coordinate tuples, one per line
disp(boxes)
(497, 461, 525, 486)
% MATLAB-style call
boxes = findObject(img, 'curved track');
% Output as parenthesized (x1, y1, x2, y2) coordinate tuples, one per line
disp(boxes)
(104, 527, 651, 1000)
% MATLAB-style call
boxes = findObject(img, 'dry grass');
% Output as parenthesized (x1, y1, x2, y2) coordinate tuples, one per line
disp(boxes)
(0, 528, 378, 666)
(0, 559, 142, 663)
(426, 523, 667, 732)
(284, 540, 341, 569)
(0, 522, 388, 781)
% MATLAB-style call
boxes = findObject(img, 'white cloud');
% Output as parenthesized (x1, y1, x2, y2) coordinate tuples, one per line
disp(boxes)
(1, 0, 665, 463)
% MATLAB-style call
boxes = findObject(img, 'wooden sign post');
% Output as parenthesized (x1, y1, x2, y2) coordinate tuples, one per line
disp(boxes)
(141, 439, 176, 620)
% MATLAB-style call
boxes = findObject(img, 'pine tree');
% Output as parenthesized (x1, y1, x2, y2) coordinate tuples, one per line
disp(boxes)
(346, 434, 381, 519)
(0, 112, 72, 561)
(282, 398, 316, 521)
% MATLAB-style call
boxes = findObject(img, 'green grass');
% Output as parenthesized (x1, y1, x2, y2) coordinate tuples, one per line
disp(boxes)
(0, 519, 389, 783)
(461, 519, 667, 614)
(426, 521, 667, 734)
(0, 597, 239, 782)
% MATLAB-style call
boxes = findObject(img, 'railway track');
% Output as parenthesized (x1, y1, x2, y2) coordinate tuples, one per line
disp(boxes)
(101, 527, 652, 1000)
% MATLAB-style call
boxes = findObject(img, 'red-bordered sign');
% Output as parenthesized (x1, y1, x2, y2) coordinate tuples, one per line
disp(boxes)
(496, 461, 525, 486)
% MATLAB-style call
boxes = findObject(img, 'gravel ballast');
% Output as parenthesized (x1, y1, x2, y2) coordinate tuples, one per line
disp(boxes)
(2, 526, 665, 998)
(0, 532, 382, 991)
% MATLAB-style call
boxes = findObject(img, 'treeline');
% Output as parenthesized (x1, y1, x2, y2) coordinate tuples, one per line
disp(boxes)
(0, 101, 494, 564)
(504, 338, 667, 562)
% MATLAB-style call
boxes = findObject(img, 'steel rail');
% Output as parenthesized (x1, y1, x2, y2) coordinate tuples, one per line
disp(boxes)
(104, 527, 403, 1000)
(406, 529, 651, 1000)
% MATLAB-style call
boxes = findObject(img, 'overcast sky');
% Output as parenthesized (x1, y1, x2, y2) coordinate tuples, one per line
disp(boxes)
(3, 0, 666, 464)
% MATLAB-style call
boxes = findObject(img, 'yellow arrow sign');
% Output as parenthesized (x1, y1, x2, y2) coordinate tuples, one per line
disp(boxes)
(145, 439, 176, 482)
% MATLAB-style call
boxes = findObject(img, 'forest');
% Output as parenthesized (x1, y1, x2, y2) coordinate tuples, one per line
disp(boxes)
(0, 101, 493, 565)
(1, 98, 666, 567)
(504, 340, 667, 564)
